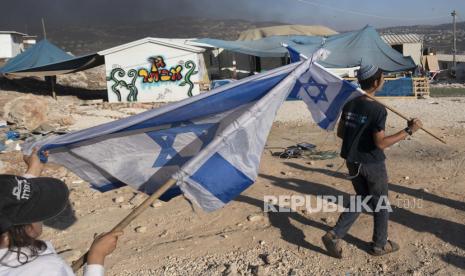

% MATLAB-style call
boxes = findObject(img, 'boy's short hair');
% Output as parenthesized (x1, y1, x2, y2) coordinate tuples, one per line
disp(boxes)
(357, 65, 384, 90)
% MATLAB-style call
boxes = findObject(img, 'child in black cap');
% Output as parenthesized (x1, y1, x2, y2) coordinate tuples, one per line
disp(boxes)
(322, 65, 423, 258)
(0, 148, 122, 276)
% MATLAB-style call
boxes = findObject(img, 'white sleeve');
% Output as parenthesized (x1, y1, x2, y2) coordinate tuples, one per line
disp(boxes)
(83, 264, 105, 276)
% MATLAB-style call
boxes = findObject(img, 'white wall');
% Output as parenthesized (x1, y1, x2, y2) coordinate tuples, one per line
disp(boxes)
(104, 43, 201, 102)
(0, 34, 13, 58)
(403, 43, 422, 65)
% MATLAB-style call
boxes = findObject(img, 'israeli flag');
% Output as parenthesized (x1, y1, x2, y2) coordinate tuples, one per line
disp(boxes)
(292, 62, 365, 130)
(284, 45, 365, 130)
(24, 59, 312, 212)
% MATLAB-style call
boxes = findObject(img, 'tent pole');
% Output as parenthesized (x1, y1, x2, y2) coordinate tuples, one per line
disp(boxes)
(51, 77, 56, 99)
(41, 18, 47, 39)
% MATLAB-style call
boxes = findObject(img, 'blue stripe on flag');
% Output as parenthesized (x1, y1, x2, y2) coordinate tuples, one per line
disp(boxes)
(287, 80, 302, 100)
(190, 153, 254, 204)
(318, 80, 358, 129)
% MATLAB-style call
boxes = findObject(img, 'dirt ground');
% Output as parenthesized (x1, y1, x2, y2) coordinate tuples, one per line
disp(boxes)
(0, 93, 464, 275)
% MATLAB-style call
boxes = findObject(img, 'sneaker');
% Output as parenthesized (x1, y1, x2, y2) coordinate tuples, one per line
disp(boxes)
(369, 240, 400, 256)
(322, 231, 343, 259)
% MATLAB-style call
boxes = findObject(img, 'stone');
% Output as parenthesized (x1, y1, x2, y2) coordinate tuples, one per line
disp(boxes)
(135, 226, 147, 233)
(3, 95, 49, 130)
(306, 161, 315, 165)
(113, 196, 125, 203)
(159, 230, 168, 237)
(256, 266, 268, 276)
(264, 253, 280, 264)
(57, 115, 76, 126)
(247, 214, 264, 222)
(120, 204, 132, 209)
(34, 122, 56, 134)
(150, 201, 163, 208)
(288, 269, 298, 276)
(404, 176, 410, 180)
(259, 240, 266, 246)
(321, 217, 335, 225)
(223, 262, 238, 276)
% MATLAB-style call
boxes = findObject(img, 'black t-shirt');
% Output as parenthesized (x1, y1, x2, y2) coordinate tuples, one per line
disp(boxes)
(340, 96, 387, 163)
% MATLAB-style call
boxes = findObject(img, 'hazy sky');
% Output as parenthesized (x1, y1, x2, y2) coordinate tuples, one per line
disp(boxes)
(0, 0, 463, 31)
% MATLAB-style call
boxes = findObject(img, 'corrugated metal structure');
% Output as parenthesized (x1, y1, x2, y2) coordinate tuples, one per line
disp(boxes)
(381, 34, 423, 66)
(381, 34, 423, 44)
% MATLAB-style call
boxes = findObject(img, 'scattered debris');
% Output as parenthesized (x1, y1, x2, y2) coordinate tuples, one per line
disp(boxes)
(135, 226, 147, 233)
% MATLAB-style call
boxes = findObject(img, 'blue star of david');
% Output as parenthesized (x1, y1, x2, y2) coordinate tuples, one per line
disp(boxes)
(146, 121, 218, 168)
(300, 77, 328, 104)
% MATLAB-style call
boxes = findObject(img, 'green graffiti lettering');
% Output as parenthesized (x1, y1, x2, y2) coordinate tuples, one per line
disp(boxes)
(107, 68, 139, 102)
(179, 60, 197, 97)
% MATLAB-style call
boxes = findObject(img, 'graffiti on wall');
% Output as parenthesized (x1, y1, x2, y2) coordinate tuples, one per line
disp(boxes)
(107, 56, 198, 102)
(179, 60, 196, 97)
(138, 56, 183, 83)
(106, 68, 139, 102)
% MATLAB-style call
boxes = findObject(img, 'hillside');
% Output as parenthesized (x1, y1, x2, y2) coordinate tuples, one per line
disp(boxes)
(23, 18, 465, 55)
(379, 21, 465, 54)
(34, 18, 283, 55)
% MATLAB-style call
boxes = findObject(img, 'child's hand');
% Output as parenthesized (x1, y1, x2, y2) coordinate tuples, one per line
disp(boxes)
(23, 147, 48, 177)
(87, 231, 124, 265)
(408, 118, 423, 133)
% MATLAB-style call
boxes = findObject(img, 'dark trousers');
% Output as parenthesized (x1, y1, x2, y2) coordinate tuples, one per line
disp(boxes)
(333, 161, 390, 247)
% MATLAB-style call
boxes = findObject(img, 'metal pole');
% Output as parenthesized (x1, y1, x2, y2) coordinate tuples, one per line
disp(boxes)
(451, 10, 457, 76)
(41, 18, 47, 39)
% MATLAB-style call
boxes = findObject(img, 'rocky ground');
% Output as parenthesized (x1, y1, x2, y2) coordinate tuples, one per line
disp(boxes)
(0, 88, 464, 275)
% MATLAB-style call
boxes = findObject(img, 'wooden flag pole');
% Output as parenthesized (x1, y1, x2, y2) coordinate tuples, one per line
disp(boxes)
(71, 178, 177, 272)
(365, 94, 446, 144)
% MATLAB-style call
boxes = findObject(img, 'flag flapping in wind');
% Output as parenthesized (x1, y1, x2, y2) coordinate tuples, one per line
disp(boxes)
(284, 45, 365, 130)
(24, 59, 312, 212)
(283, 44, 303, 63)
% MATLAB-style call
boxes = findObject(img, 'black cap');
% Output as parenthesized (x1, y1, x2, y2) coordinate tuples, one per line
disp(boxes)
(0, 175, 69, 234)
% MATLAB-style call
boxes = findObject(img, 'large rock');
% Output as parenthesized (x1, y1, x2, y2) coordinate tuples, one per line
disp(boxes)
(3, 95, 49, 130)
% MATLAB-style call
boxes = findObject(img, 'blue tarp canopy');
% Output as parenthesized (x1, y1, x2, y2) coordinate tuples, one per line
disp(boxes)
(194, 25, 416, 72)
(0, 39, 103, 76)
